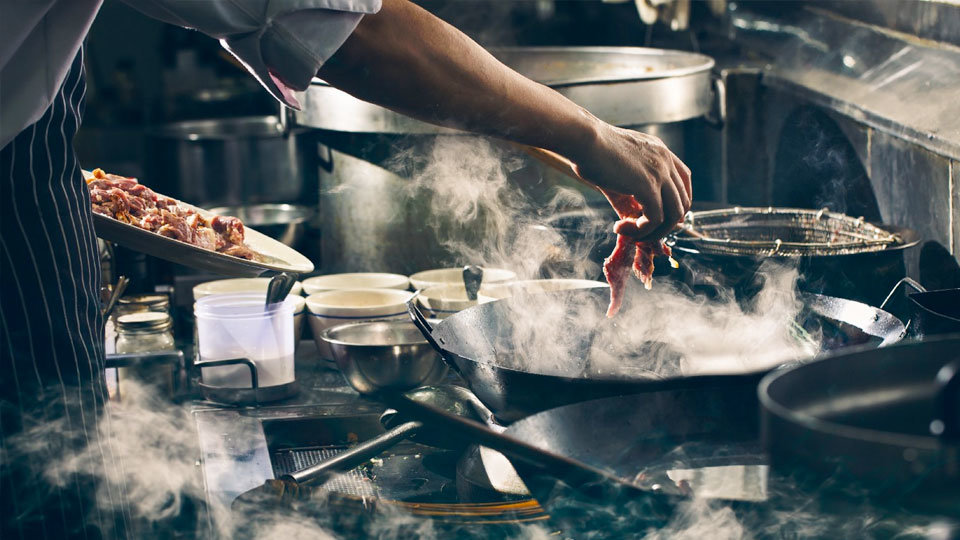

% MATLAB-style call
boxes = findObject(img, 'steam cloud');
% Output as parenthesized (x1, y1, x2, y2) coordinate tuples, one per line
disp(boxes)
(396, 136, 817, 378)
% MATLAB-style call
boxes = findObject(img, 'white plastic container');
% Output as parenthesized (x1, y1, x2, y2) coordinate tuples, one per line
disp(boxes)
(305, 288, 414, 360)
(195, 293, 296, 388)
(194, 279, 307, 348)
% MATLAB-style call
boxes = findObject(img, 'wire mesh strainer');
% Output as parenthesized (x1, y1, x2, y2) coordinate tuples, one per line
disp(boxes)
(671, 207, 901, 257)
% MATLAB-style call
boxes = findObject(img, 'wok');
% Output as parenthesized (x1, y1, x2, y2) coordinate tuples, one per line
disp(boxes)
(760, 335, 960, 515)
(388, 388, 957, 536)
(409, 286, 905, 423)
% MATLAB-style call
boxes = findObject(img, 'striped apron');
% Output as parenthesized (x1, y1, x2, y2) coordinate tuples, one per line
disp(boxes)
(0, 50, 129, 539)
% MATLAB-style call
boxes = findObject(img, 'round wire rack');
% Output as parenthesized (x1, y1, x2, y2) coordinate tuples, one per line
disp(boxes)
(671, 207, 902, 257)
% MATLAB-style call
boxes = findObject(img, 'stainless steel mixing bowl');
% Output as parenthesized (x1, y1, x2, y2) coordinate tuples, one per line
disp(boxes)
(321, 321, 448, 394)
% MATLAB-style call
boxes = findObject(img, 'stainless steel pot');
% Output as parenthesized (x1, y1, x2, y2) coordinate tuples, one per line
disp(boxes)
(143, 116, 317, 208)
(296, 47, 716, 132)
(208, 203, 313, 248)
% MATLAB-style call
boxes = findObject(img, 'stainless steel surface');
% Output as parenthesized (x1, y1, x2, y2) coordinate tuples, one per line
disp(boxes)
(322, 321, 449, 394)
(809, 0, 960, 49)
(296, 47, 715, 132)
(144, 116, 317, 207)
(208, 204, 312, 248)
(674, 207, 902, 256)
(728, 4, 960, 161)
(92, 197, 313, 277)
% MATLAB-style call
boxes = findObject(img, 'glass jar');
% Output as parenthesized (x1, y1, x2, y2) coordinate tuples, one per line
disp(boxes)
(115, 312, 176, 397)
(116, 312, 175, 353)
(113, 294, 170, 321)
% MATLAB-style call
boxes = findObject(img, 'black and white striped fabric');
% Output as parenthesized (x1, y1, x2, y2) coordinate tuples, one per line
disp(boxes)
(1, 49, 129, 539)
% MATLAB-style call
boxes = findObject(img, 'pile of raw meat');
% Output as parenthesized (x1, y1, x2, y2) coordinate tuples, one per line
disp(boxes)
(600, 189, 678, 318)
(86, 168, 257, 260)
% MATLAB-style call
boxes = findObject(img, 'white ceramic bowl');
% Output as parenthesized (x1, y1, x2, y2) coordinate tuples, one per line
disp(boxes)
(306, 288, 415, 360)
(193, 277, 303, 300)
(477, 279, 609, 303)
(302, 273, 410, 295)
(409, 267, 516, 291)
(417, 284, 477, 319)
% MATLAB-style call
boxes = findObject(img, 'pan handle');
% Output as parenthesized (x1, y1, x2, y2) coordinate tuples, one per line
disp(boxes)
(880, 277, 926, 311)
(406, 294, 446, 357)
(880, 277, 926, 336)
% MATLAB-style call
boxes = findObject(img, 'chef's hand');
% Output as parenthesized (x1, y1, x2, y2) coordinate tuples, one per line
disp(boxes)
(574, 125, 692, 242)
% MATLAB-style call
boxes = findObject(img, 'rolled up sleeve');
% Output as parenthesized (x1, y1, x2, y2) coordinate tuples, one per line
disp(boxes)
(120, 0, 381, 109)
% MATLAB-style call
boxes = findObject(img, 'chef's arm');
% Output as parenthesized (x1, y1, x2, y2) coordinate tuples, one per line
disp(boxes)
(319, 0, 692, 240)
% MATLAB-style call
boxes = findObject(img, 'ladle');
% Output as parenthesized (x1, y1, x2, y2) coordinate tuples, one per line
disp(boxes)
(462, 266, 483, 301)
(264, 272, 297, 307)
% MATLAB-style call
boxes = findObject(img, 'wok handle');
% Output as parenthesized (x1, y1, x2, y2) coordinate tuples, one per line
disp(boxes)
(933, 359, 960, 444)
(384, 393, 610, 487)
(406, 295, 446, 357)
(280, 420, 423, 485)
(880, 277, 926, 310)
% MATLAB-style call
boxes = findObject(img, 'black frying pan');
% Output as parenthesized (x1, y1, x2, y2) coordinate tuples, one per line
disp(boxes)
(388, 386, 957, 535)
(759, 335, 960, 517)
(409, 287, 905, 423)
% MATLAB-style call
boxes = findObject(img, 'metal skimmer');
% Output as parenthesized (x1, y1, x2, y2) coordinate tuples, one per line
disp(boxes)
(672, 207, 901, 256)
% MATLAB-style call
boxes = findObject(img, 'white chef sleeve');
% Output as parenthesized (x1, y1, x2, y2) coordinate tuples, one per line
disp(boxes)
(119, 0, 382, 109)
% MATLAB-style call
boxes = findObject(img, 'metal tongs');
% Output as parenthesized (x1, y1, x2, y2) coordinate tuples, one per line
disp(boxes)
(101, 276, 130, 319)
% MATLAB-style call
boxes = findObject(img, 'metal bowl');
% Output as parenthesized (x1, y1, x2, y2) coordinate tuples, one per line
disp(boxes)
(209, 203, 312, 248)
(321, 321, 448, 394)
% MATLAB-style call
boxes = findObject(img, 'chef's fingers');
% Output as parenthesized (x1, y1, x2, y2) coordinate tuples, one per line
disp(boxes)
(673, 169, 690, 214)
(673, 154, 692, 201)
(613, 217, 652, 239)
(648, 183, 686, 240)
(614, 184, 684, 241)
(631, 177, 664, 232)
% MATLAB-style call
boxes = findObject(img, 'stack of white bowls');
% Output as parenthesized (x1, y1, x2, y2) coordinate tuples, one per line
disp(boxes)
(302, 273, 413, 360)
(411, 267, 516, 319)
(477, 279, 608, 303)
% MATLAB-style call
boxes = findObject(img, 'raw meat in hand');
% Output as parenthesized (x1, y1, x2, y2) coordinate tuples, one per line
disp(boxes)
(600, 188, 678, 317)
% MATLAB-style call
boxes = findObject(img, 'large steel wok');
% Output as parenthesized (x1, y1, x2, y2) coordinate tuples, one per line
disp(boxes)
(408, 286, 905, 423)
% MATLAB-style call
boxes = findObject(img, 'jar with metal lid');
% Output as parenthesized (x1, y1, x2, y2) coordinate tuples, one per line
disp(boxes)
(116, 312, 175, 353)
(114, 312, 177, 398)
(114, 294, 170, 319)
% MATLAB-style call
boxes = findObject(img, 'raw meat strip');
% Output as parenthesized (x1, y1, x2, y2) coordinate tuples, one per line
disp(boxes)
(599, 187, 678, 317)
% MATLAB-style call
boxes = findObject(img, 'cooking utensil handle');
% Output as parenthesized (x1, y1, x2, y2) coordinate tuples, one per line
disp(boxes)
(264, 272, 297, 307)
(194, 357, 259, 389)
(384, 393, 610, 487)
(281, 420, 423, 485)
(704, 74, 727, 129)
(933, 359, 960, 442)
(105, 350, 184, 369)
(406, 296, 444, 355)
(880, 277, 926, 311)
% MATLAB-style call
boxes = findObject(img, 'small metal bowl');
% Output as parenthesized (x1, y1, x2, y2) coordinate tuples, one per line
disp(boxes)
(320, 321, 449, 394)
